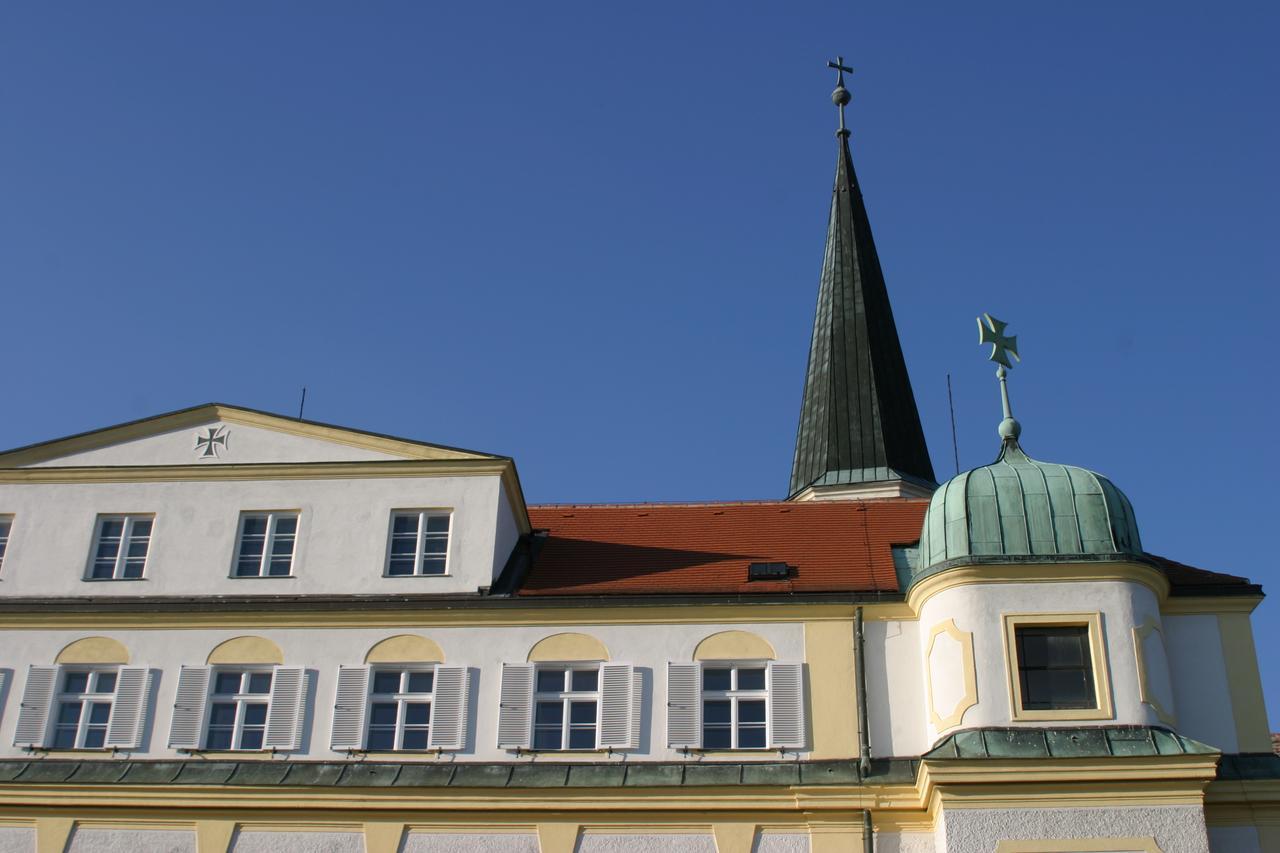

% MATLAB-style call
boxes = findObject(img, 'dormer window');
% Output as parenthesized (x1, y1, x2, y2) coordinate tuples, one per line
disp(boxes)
(385, 511, 451, 576)
(86, 515, 153, 580)
(1003, 612, 1113, 721)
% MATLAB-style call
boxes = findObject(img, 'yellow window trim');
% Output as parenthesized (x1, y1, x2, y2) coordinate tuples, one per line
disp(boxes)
(1001, 612, 1114, 722)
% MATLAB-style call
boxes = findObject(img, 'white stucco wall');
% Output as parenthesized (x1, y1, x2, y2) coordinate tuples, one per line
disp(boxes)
(865, 619, 928, 757)
(0, 829, 34, 853)
(874, 831, 936, 853)
(917, 579, 1166, 741)
(66, 828, 196, 852)
(230, 830, 362, 852)
(402, 833, 539, 852)
(1163, 614, 1238, 752)
(938, 805, 1209, 853)
(753, 833, 809, 852)
(30, 421, 406, 467)
(0, 472, 516, 596)
(577, 835, 716, 853)
(0, 621, 805, 761)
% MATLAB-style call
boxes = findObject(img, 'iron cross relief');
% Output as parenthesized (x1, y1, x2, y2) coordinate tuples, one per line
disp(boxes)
(195, 425, 229, 458)
(978, 313, 1020, 369)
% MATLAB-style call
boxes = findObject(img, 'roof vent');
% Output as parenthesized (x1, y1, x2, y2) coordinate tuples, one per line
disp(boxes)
(748, 562, 791, 581)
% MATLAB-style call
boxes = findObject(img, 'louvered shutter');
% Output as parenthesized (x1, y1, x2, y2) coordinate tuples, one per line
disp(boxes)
(264, 666, 307, 751)
(330, 666, 370, 751)
(496, 663, 534, 749)
(105, 667, 151, 750)
(666, 662, 702, 749)
(13, 665, 59, 748)
(428, 666, 469, 750)
(630, 670, 642, 750)
(598, 663, 636, 749)
(167, 666, 211, 750)
(768, 662, 806, 749)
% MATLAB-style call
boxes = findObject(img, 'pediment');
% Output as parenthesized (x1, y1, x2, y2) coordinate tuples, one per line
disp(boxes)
(0, 404, 498, 468)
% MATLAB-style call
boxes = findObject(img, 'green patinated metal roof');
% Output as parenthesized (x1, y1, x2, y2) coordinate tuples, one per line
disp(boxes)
(788, 129, 935, 497)
(915, 439, 1142, 578)
(924, 726, 1217, 760)
(0, 759, 917, 788)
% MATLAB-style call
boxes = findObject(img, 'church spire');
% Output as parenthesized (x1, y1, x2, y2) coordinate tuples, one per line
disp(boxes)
(788, 60, 936, 500)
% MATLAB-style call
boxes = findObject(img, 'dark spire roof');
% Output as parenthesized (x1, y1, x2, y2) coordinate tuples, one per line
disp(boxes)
(788, 129, 936, 498)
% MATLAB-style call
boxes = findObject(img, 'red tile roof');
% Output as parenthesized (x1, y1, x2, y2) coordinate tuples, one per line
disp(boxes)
(519, 500, 1260, 598)
(521, 499, 927, 596)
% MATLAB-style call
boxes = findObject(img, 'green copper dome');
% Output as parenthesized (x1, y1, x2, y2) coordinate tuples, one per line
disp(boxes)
(915, 439, 1142, 578)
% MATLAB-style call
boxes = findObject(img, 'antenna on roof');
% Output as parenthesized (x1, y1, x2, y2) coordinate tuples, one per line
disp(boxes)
(947, 373, 960, 476)
(298, 387, 307, 420)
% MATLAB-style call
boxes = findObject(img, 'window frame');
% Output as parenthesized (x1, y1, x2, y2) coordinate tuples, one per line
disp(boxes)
(0, 514, 12, 574)
(699, 662, 770, 750)
(50, 668, 118, 750)
(365, 666, 437, 752)
(531, 664, 601, 751)
(230, 510, 300, 579)
(84, 514, 154, 581)
(204, 668, 274, 751)
(1002, 612, 1113, 721)
(383, 510, 452, 577)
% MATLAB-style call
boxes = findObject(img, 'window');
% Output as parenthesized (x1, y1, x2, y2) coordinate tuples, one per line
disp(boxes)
(385, 511, 451, 576)
(206, 670, 272, 750)
(52, 670, 117, 749)
(232, 512, 298, 577)
(0, 515, 12, 572)
(533, 666, 599, 750)
(701, 665, 767, 749)
(87, 515, 152, 580)
(1003, 612, 1113, 721)
(1016, 626, 1095, 710)
(367, 668, 434, 750)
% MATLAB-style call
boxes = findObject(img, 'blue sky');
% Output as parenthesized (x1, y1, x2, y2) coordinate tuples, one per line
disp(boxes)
(2, 2, 1278, 728)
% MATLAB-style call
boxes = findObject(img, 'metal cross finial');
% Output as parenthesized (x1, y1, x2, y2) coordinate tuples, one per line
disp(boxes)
(827, 56, 853, 136)
(978, 313, 1019, 369)
(977, 313, 1022, 442)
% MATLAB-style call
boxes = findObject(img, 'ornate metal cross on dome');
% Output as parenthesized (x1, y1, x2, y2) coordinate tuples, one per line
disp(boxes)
(827, 56, 853, 136)
(977, 313, 1022, 441)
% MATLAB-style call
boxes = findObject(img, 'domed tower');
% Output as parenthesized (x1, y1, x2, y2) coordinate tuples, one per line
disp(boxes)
(908, 316, 1179, 745)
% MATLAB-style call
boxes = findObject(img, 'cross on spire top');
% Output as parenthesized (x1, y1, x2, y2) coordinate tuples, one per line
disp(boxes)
(827, 56, 853, 137)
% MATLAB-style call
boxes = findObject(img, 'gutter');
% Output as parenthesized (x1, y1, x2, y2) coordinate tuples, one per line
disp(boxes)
(855, 606, 871, 777)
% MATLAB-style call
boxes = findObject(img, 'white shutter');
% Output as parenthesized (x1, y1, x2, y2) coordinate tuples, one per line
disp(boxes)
(496, 663, 534, 749)
(598, 663, 636, 749)
(630, 670, 642, 750)
(768, 662, 806, 750)
(264, 666, 307, 751)
(167, 666, 210, 750)
(13, 665, 59, 748)
(428, 666, 469, 751)
(330, 666, 370, 752)
(105, 667, 151, 750)
(666, 662, 702, 749)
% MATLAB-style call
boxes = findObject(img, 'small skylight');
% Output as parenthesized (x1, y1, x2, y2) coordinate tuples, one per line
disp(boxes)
(747, 562, 791, 581)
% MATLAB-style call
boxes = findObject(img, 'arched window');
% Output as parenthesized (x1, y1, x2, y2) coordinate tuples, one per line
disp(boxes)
(167, 636, 307, 754)
(668, 630, 805, 752)
(496, 633, 638, 753)
(13, 637, 151, 752)
(330, 635, 469, 753)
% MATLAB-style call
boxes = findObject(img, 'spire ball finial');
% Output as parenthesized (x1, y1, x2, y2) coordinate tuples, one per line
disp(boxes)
(979, 316, 1023, 444)
(827, 56, 854, 136)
